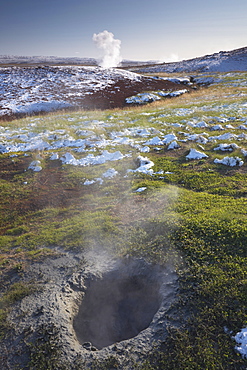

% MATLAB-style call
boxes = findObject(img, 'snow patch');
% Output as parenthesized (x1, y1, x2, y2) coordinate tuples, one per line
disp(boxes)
(0, 66, 142, 116)
(135, 187, 147, 192)
(167, 141, 180, 150)
(28, 160, 42, 172)
(214, 143, 240, 151)
(126, 93, 160, 105)
(8, 100, 72, 115)
(128, 155, 154, 175)
(84, 179, 96, 185)
(144, 136, 163, 146)
(102, 168, 118, 178)
(235, 328, 247, 358)
(186, 149, 208, 160)
(60, 150, 125, 167)
(163, 133, 177, 144)
(157, 89, 188, 97)
(209, 132, 237, 141)
(50, 153, 59, 160)
(214, 156, 244, 166)
(210, 124, 224, 131)
(241, 149, 247, 156)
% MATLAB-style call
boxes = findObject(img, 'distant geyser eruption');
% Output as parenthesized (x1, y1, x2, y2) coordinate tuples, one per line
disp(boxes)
(93, 30, 122, 68)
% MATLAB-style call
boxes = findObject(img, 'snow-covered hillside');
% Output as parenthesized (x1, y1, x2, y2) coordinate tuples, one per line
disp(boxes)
(1, 46, 246, 119)
(0, 66, 185, 118)
(134, 46, 247, 73)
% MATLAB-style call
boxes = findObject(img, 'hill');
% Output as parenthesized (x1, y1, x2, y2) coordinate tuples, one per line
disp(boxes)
(0, 65, 188, 120)
(133, 46, 247, 73)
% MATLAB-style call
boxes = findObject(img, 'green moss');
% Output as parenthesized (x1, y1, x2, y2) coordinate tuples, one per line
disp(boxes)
(5, 225, 29, 236)
(0, 282, 37, 307)
(0, 282, 38, 340)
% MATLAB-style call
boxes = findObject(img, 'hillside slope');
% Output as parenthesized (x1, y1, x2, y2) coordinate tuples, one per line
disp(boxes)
(0, 66, 186, 119)
(134, 46, 247, 73)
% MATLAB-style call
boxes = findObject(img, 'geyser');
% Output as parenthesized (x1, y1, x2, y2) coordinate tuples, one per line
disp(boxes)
(92, 30, 122, 68)
(73, 258, 164, 350)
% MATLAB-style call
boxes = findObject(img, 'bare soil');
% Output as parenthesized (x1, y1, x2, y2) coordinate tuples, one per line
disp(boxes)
(78, 77, 188, 110)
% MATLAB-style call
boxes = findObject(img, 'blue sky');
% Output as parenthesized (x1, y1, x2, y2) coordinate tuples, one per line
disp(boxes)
(0, 0, 246, 61)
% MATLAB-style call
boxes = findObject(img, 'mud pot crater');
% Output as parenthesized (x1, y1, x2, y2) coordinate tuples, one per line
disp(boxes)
(3, 251, 179, 368)
(73, 258, 165, 350)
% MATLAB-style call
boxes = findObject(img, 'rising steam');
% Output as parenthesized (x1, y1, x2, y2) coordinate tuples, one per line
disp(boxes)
(93, 30, 122, 68)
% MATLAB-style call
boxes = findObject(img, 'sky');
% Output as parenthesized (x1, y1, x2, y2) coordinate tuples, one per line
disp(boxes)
(0, 0, 246, 62)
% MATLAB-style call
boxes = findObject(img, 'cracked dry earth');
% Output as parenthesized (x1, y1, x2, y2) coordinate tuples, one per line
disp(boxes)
(1, 250, 179, 369)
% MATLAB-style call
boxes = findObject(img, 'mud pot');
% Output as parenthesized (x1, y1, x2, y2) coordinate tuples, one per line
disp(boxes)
(73, 258, 164, 349)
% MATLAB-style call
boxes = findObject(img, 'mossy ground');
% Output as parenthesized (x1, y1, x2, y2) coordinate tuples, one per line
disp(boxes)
(0, 71, 247, 368)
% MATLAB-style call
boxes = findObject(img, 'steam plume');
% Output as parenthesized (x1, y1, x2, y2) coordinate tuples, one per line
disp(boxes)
(93, 30, 122, 68)
(163, 53, 179, 63)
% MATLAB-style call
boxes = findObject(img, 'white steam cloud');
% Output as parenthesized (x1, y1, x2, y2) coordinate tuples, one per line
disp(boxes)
(93, 30, 122, 68)
(162, 53, 179, 63)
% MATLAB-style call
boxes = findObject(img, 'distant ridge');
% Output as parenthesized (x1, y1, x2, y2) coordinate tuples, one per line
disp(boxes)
(1, 46, 246, 72)
(0, 55, 158, 68)
(132, 46, 247, 73)
(0, 55, 98, 66)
